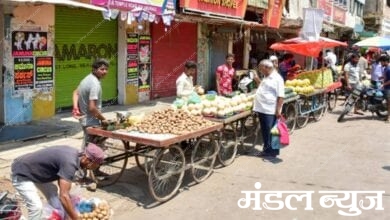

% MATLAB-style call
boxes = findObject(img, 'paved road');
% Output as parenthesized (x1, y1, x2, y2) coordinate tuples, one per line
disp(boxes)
(0, 102, 389, 220)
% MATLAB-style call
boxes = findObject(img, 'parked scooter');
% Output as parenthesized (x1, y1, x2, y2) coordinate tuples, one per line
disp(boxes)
(337, 83, 388, 122)
(0, 191, 22, 220)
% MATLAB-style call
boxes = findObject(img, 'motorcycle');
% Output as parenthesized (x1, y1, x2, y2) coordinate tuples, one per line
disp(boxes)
(337, 83, 388, 122)
(0, 191, 22, 220)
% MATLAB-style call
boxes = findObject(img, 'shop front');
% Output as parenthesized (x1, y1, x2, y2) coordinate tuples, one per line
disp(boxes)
(179, 0, 248, 91)
(91, 0, 177, 102)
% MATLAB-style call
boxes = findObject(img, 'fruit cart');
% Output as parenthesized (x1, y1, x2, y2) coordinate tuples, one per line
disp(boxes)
(205, 110, 259, 166)
(281, 93, 300, 134)
(86, 111, 223, 203)
(295, 88, 328, 128)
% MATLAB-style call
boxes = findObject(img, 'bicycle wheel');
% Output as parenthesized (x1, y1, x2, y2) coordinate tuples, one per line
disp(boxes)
(191, 134, 219, 183)
(96, 139, 129, 187)
(148, 144, 185, 202)
(312, 94, 326, 122)
(283, 102, 297, 134)
(217, 124, 238, 166)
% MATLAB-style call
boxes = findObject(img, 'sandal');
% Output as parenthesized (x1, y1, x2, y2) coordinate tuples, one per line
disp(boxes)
(354, 111, 364, 115)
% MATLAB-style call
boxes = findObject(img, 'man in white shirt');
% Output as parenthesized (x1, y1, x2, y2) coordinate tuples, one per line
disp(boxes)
(253, 59, 284, 158)
(176, 61, 197, 98)
(325, 50, 338, 81)
(344, 53, 363, 115)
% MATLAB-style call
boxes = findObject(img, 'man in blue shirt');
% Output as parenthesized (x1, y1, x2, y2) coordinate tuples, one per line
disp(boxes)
(379, 56, 390, 123)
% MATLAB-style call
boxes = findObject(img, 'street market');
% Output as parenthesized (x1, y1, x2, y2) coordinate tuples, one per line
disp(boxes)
(1, 0, 390, 219)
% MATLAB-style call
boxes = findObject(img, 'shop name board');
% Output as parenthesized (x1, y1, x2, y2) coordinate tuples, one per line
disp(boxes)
(180, 0, 247, 19)
(55, 43, 117, 61)
(198, 0, 238, 9)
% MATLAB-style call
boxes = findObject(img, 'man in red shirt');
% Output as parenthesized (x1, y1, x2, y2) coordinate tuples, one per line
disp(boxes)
(216, 53, 235, 95)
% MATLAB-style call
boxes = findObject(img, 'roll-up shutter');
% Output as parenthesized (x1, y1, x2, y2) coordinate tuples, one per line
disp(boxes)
(55, 6, 118, 109)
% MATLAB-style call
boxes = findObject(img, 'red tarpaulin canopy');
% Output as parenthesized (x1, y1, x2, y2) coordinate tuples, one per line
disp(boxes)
(270, 37, 348, 57)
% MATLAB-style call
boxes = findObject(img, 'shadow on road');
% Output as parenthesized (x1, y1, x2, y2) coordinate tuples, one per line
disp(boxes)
(382, 166, 390, 172)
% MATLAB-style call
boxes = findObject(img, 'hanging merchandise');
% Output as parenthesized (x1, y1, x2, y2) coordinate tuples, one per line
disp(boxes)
(110, 9, 120, 20)
(120, 11, 128, 21)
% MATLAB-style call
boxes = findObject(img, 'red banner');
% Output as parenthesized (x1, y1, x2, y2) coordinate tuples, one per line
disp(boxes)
(180, 0, 247, 19)
(333, 5, 346, 25)
(263, 0, 285, 29)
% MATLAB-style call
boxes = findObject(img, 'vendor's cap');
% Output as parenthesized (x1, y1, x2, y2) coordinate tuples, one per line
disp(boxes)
(270, 55, 278, 61)
(85, 143, 104, 164)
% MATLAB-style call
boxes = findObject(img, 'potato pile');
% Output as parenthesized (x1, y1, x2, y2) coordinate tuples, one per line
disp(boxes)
(127, 108, 215, 135)
(79, 202, 110, 220)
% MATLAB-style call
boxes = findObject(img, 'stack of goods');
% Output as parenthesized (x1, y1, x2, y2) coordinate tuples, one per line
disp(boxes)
(126, 109, 216, 135)
(296, 68, 333, 88)
(285, 79, 315, 95)
(172, 93, 255, 118)
(284, 87, 297, 100)
(77, 199, 111, 220)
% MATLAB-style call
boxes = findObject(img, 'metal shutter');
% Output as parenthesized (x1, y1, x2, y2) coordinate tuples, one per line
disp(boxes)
(54, 6, 118, 109)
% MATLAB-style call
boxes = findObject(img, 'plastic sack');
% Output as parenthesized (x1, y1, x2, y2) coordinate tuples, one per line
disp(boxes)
(271, 134, 281, 150)
(277, 117, 290, 146)
(41, 204, 63, 220)
(187, 92, 201, 104)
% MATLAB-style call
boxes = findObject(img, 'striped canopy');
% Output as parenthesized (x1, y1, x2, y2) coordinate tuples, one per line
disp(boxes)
(354, 36, 390, 49)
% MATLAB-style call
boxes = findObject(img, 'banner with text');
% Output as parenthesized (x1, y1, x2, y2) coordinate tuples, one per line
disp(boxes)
(263, 0, 285, 29)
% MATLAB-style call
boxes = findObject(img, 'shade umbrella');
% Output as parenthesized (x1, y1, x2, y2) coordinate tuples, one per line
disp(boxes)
(354, 36, 390, 49)
(270, 37, 348, 57)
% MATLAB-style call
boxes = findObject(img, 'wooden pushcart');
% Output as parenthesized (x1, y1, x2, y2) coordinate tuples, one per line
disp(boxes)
(86, 122, 223, 202)
(205, 111, 259, 166)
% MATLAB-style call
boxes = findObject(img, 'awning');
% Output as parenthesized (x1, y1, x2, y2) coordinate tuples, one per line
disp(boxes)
(3, 0, 108, 11)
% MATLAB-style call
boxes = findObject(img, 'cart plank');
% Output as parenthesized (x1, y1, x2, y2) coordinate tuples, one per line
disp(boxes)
(284, 95, 300, 103)
(205, 111, 252, 124)
(87, 123, 223, 148)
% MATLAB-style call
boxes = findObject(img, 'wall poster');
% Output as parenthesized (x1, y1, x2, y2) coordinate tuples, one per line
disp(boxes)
(14, 57, 34, 90)
(12, 31, 48, 57)
(127, 33, 139, 86)
(138, 34, 151, 90)
(35, 56, 54, 89)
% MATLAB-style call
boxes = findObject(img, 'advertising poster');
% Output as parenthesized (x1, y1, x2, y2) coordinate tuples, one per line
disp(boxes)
(127, 33, 139, 85)
(12, 31, 48, 57)
(138, 35, 151, 89)
(35, 56, 54, 89)
(14, 57, 34, 90)
(127, 60, 139, 85)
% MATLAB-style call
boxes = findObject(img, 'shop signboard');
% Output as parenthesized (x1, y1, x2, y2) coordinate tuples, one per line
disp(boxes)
(333, 5, 346, 25)
(14, 57, 34, 90)
(263, 0, 285, 28)
(180, 0, 248, 19)
(91, 0, 166, 14)
(12, 31, 48, 57)
(248, 0, 268, 9)
(317, 0, 332, 22)
(35, 56, 54, 89)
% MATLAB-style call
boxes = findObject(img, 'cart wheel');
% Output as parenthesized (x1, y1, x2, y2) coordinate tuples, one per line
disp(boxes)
(217, 124, 238, 166)
(283, 102, 297, 134)
(135, 144, 156, 174)
(296, 99, 310, 129)
(96, 139, 129, 187)
(191, 134, 219, 183)
(238, 113, 259, 152)
(312, 94, 327, 122)
(148, 144, 185, 202)
(327, 92, 338, 112)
